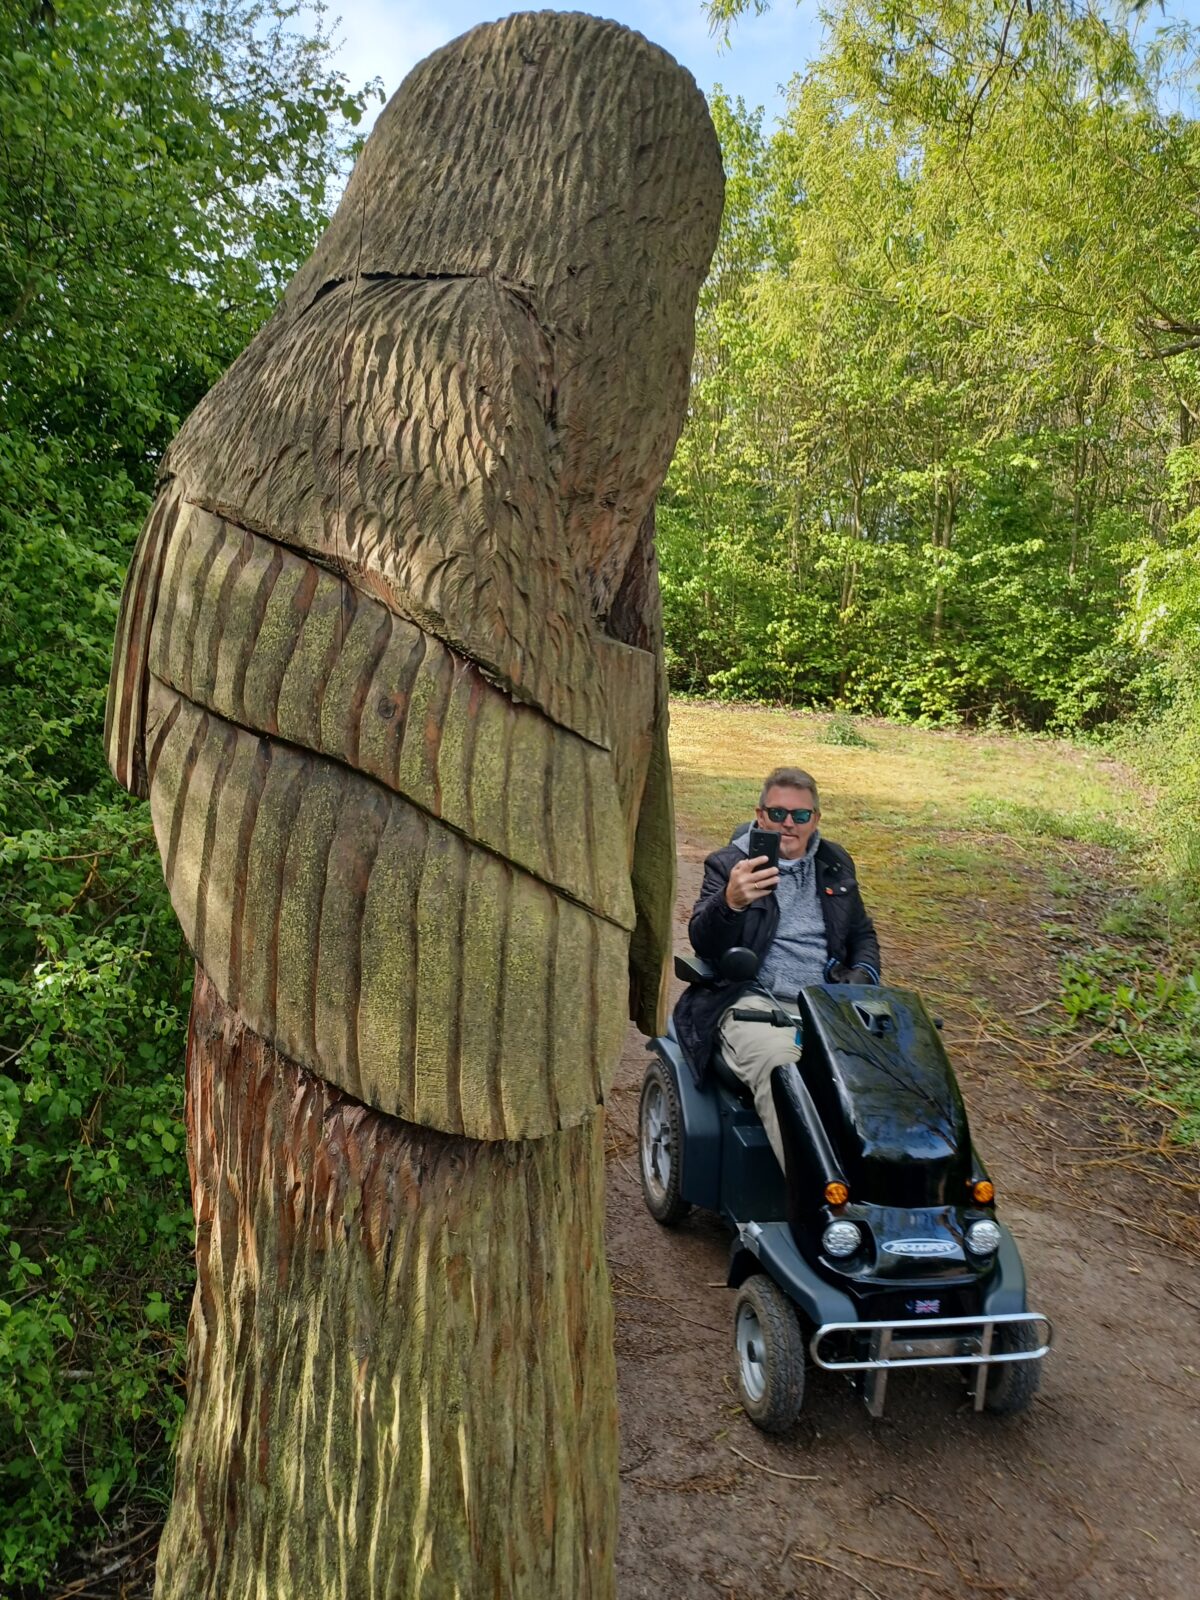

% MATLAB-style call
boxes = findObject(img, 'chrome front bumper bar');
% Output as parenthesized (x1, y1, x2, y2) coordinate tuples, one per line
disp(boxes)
(811, 1310, 1052, 1416)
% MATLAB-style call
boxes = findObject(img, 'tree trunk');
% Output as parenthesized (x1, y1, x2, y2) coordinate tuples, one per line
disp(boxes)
(157, 968, 617, 1600)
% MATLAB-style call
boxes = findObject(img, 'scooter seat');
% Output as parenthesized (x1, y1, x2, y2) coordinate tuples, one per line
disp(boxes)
(710, 1048, 753, 1102)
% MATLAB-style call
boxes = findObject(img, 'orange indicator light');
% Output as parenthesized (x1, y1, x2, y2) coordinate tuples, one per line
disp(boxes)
(972, 1180, 995, 1204)
(824, 1181, 850, 1207)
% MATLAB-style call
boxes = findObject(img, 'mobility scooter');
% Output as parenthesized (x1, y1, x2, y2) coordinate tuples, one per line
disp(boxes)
(638, 949, 1051, 1430)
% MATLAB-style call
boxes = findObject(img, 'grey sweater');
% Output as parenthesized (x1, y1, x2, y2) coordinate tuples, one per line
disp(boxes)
(733, 827, 828, 1001)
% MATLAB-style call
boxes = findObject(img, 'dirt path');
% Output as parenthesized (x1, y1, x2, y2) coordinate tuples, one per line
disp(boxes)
(608, 839, 1200, 1600)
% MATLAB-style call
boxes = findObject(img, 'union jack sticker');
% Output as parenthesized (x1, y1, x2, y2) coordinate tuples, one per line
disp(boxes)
(912, 1298, 941, 1315)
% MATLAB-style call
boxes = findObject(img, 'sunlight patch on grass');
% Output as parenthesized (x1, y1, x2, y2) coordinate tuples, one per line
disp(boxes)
(668, 702, 1143, 848)
(965, 796, 1140, 852)
(906, 839, 1024, 896)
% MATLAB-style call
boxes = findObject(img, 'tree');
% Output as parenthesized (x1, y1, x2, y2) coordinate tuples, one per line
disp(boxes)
(0, 2, 371, 1584)
(658, 0, 1200, 729)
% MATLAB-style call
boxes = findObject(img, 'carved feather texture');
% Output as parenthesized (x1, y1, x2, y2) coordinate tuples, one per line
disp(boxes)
(144, 503, 636, 925)
(162, 278, 614, 747)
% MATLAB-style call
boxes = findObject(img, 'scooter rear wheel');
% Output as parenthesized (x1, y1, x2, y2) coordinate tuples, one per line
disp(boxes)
(733, 1274, 805, 1432)
(638, 1059, 691, 1225)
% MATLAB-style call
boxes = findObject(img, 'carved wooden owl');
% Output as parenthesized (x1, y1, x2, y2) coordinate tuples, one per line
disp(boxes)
(105, 14, 724, 1141)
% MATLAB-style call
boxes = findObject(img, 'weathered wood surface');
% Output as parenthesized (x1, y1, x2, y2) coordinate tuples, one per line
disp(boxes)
(159, 276, 614, 748)
(159, 971, 618, 1599)
(108, 492, 660, 1135)
(138, 496, 642, 922)
(159, 24, 724, 744)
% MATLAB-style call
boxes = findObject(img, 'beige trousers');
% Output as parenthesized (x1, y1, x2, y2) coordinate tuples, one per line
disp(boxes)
(717, 991, 802, 1170)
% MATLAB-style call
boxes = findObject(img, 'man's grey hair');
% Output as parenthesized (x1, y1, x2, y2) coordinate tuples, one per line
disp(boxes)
(759, 767, 820, 809)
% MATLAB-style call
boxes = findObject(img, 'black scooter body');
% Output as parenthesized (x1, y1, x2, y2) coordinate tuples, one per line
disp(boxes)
(642, 955, 1049, 1419)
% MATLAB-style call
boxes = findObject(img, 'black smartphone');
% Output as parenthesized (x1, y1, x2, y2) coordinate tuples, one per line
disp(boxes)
(746, 825, 780, 868)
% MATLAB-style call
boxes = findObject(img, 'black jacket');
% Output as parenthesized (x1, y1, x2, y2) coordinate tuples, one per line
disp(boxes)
(674, 834, 881, 1082)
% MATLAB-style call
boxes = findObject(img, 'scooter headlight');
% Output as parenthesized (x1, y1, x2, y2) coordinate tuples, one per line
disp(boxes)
(966, 1219, 1003, 1257)
(822, 1221, 863, 1258)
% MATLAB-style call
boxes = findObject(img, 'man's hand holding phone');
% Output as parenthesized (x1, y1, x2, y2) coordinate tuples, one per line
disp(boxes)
(726, 827, 781, 911)
(725, 857, 779, 910)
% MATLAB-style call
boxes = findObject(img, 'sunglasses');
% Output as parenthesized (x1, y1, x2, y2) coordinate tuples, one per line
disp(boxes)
(764, 806, 815, 824)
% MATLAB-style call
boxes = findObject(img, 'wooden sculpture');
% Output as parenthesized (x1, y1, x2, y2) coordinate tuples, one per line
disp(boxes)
(104, 13, 722, 1596)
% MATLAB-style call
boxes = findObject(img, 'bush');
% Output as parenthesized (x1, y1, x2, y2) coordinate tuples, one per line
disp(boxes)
(822, 714, 874, 748)
(0, 795, 192, 1587)
(1060, 953, 1200, 1144)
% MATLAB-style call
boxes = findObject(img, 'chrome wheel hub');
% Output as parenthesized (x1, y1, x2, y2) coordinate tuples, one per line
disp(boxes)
(736, 1302, 767, 1403)
(640, 1081, 672, 1198)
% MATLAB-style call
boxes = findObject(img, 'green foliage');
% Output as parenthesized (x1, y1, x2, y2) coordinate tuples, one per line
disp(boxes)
(0, 0, 372, 461)
(966, 795, 1142, 852)
(1120, 446, 1200, 890)
(0, 436, 147, 822)
(1060, 953, 1200, 1143)
(0, 802, 192, 1586)
(666, 6, 1200, 739)
(0, 0, 371, 1583)
(822, 714, 874, 748)
(1119, 679, 1200, 888)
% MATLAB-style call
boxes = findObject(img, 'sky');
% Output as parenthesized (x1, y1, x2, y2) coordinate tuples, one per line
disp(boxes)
(323, 1, 1200, 141)
(325, 1, 828, 131)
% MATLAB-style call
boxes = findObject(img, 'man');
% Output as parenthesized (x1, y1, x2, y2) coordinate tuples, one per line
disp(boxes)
(674, 766, 881, 1169)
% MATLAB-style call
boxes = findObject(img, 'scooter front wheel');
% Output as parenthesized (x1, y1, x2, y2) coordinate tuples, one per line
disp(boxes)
(983, 1317, 1043, 1415)
(638, 1059, 692, 1225)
